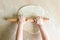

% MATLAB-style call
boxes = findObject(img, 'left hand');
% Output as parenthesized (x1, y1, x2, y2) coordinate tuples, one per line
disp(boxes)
(19, 16, 26, 25)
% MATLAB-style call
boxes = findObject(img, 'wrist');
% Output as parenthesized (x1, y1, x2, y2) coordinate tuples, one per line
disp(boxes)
(36, 24, 43, 28)
(18, 23, 23, 29)
(18, 21, 25, 25)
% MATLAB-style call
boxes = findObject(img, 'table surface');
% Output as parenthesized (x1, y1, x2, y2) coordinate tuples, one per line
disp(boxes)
(0, 0, 60, 40)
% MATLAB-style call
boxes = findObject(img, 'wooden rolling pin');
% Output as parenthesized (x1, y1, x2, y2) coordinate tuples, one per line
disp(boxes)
(5, 17, 49, 22)
(5, 18, 34, 22)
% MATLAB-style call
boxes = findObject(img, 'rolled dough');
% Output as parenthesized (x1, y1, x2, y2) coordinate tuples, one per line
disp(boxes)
(18, 5, 46, 40)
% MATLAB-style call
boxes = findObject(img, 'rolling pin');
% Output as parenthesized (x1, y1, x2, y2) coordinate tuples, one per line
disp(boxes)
(5, 17, 49, 23)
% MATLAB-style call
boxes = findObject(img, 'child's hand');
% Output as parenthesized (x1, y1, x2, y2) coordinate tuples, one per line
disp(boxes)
(19, 16, 26, 25)
(34, 16, 43, 26)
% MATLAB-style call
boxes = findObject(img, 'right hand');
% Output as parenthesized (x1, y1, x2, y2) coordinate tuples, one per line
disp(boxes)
(33, 16, 44, 26)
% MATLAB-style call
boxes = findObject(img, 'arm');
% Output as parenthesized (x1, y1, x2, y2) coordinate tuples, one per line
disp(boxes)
(37, 24, 49, 40)
(16, 16, 26, 40)
(16, 16, 33, 40)
(16, 23, 23, 40)
(34, 16, 49, 40)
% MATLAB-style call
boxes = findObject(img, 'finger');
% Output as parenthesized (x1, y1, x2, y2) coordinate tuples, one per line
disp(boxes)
(19, 15, 24, 19)
(21, 15, 26, 19)
(36, 16, 40, 20)
(18, 15, 23, 18)
(34, 19, 37, 23)
(34, 16, 40, 22)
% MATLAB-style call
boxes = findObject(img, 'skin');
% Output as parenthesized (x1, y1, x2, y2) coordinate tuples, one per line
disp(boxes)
(33, 16, 49, 40)
(16, 16, 30, 40)
(16, 16, 49, 40)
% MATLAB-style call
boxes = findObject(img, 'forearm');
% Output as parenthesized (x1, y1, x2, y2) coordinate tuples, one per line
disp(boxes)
(37, 24, 49, 40)
(16, 23, 23, 40)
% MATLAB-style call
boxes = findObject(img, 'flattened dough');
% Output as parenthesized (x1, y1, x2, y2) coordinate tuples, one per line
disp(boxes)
(18, 5, 46, 40)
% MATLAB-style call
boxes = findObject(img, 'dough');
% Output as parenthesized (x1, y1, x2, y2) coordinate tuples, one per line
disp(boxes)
(18, 5, 45, 40)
